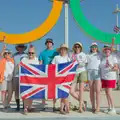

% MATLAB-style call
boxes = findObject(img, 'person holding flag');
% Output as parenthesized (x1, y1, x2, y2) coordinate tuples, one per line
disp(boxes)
(70, 42, 88, 113)
(52, 44, 71, 114)
(39, 38, 58, 110)
(21, 45, 39, 114)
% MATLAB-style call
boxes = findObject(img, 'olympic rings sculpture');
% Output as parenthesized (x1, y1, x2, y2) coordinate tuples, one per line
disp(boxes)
(0, 0, 120, 44)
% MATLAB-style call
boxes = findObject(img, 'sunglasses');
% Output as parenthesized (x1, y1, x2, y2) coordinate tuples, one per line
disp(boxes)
(75, 46, 80, 48)
(28, 52, 35, 55)
(91, 46, 98, 48)
(4, 52, 11, 55)
(46, 41, 53, 44)
(18, 46, 25, 48)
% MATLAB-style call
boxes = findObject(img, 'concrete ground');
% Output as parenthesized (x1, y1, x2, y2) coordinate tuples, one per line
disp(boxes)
(0, 90, 120, 120)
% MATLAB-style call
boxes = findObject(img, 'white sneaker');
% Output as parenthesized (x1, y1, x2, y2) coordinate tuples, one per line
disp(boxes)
(107, 108, 116, 115)
(104, 108, 111, 113)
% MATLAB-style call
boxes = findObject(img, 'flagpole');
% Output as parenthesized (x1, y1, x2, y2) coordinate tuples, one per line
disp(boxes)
(64, 0, 69, 47)
(113, 4, 120, 51)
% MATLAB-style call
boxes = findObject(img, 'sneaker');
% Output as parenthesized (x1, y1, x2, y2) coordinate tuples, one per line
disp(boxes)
(107, 108, 116, 115)
(104, 108, 111, 113)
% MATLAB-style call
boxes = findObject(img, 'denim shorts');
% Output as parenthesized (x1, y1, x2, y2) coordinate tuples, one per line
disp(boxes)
(88, 69, 100, 81)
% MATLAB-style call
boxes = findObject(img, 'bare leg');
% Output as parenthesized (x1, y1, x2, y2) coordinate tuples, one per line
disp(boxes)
(89, 80, 95, 111)
(64, 98, 69, 113)
(1, 91, 7, 108)
(60, 99, 66, 114)
(79, 82, 84, 112)
(106, 88, 114, 108)
(70, 83, 79, 101)
(53, 99, 56, 110)
(105, 89, 111, 109)
(95, 80, 101, 111)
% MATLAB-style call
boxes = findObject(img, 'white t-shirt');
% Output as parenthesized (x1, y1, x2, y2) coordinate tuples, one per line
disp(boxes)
(100, 55, 118, 80)
(52, 55, 70, 64)
(21, 57, 39, 64)
(72, 52, 87, 73)
(4, 61, 14, 81)
(87, 53, 101, 70)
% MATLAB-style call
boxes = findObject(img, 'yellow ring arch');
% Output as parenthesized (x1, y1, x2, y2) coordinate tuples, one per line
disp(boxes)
(0, 0, 63, 44)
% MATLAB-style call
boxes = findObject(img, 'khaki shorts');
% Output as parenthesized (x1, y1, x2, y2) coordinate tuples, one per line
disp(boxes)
(13, 77, 19, 99)
(73, 71, 88, 83)
(0, 80, 12, 91)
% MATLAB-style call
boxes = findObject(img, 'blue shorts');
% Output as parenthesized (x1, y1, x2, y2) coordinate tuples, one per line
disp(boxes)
(88, 69, 100, 81)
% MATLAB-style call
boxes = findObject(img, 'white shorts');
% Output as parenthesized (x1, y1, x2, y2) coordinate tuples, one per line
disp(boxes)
(88, 69, 100, 81)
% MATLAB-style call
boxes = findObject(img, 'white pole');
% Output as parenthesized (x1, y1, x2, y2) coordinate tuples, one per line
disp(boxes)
(116, 4, 119, 51)
(65, 2, 69, 47)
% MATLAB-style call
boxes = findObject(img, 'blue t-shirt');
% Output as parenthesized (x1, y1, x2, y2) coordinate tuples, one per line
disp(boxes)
(39, 49, 58, 65)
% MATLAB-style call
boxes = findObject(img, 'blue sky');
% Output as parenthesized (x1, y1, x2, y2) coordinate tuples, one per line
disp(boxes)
(0, 0, 120, 55)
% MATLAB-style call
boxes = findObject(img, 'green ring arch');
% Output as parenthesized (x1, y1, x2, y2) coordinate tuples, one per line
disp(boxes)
(70, 0, 120, 44)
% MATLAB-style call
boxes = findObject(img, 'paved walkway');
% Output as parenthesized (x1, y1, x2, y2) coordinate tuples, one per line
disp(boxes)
(0, 90, 120, 119)
(0, 100, 120, 120)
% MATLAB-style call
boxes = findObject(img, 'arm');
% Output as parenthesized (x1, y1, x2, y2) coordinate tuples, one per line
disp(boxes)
(39, 60, 43, 65)
(111, 64, 119, 71)
(0, 44, 6, 57)
(39, 53, 43, 64)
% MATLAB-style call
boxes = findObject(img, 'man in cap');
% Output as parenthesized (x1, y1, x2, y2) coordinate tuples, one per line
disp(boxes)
(39, 38, 58, 110)
(13, 44, 27, 111)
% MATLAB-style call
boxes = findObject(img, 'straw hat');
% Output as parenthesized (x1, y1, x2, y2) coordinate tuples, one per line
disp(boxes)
(72, 42, 83, 51)
(57, 44, 68, 52)
(15, 44, 27, 51)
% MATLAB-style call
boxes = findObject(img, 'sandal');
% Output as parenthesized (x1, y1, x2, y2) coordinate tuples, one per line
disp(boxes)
(83, 101, 87, 111)
(94, 109, 100, 114)
(60, 110, 66, 115)
(24, 107, 28, 115)
(78, 108, 84, 113)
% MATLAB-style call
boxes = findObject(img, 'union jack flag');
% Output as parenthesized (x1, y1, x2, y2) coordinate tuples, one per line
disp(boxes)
(113, 25, 120, 33)
(19, 61, 78, 100)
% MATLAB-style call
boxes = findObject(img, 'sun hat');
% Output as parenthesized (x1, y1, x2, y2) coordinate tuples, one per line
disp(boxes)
(57, 44, 68, 52)
(72, 42, 83, 51)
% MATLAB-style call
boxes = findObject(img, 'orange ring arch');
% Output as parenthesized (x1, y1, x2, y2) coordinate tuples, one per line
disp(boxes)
(0, 0, 63, 44)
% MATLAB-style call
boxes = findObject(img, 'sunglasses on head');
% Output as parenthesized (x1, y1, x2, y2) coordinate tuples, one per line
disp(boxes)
(28, 52, 35, 55)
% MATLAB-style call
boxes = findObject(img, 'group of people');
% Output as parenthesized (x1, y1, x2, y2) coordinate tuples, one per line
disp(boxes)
(0, 38, 119, 115)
